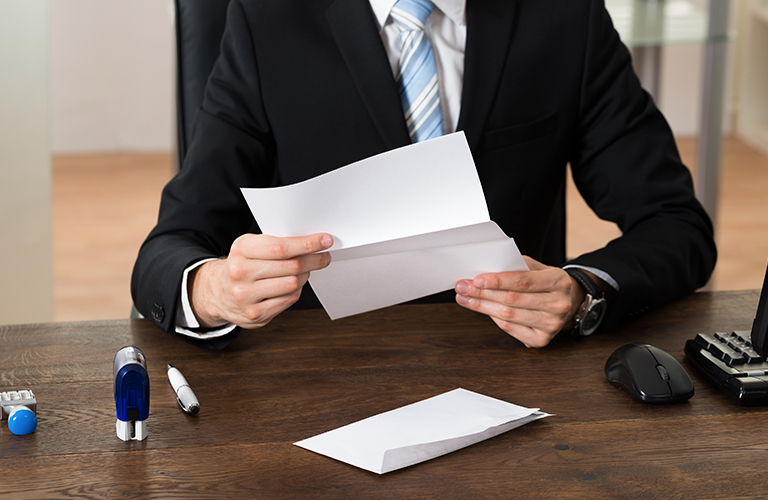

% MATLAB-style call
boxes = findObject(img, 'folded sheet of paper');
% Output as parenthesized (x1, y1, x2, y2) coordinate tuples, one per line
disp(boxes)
(241, 132, 527, 319)
(294, 388, 551, 474)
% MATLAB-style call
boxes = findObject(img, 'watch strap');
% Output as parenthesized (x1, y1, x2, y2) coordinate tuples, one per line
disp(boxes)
(564, 267, 608, 337)
(565, 268, 604, 300)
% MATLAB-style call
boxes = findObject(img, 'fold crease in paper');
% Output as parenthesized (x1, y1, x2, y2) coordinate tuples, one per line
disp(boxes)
(241, 132, 528, 319)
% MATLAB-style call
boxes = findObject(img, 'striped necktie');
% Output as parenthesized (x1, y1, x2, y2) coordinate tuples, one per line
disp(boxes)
(391, 0, 444, 142)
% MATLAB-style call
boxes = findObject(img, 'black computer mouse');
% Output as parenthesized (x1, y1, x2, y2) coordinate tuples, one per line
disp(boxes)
(605, 342, 694, 404)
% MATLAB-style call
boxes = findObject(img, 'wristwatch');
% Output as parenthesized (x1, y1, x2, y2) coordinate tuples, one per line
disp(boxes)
(565, 268, 608, 337)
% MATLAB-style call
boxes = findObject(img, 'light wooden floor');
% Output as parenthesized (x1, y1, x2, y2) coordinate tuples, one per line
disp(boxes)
(53, 153, 176, 321)
(52, 136, 768, 321)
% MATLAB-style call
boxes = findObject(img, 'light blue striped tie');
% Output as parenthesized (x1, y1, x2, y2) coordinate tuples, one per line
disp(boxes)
(391, 0, 443, 143)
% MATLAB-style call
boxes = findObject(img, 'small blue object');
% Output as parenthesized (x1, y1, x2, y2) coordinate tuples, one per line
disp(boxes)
(113, 346, 150, 441)
(9, 407, 37, 435)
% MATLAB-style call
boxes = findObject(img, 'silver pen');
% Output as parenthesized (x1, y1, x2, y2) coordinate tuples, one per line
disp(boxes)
(167, 364, 200, 414)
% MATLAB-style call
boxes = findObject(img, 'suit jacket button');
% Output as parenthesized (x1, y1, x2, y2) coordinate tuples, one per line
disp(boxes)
(151, 303, 165, 323)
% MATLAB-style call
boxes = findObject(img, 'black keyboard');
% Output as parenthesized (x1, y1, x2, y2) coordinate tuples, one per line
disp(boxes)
(685, 331, 768, 406)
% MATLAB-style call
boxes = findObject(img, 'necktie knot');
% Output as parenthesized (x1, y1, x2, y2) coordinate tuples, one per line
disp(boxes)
(391, 0, 435, 32)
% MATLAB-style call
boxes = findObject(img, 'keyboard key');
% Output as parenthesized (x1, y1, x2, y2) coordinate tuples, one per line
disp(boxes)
(733, 330, 751, 340)
(742, 369, 767, 377)
(706, 342, 746, 365)
(694, 333, 718, 349)
(741, 347, 761, 362)
(698, 350, 742, 376)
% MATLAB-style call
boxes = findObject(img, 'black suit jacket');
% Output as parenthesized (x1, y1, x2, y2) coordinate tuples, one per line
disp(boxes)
(132, 0, 716, 347)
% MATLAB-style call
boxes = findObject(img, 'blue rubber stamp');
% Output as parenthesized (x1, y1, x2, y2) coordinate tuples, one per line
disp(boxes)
(1, 390, 37, 435)
(113, 346, 150, 441)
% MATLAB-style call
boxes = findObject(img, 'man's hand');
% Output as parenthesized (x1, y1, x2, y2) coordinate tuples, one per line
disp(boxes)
(189, 233, 333, 330)
(454, 256, 585, 348)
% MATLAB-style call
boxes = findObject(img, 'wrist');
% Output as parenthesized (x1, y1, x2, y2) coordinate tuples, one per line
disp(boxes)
(564, 268, 609, 337)
(189, 260, 228, 328)
(564, 276, 587, 330)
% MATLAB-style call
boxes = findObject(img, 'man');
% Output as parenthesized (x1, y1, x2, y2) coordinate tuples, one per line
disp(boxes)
(131, 0, 716, 349)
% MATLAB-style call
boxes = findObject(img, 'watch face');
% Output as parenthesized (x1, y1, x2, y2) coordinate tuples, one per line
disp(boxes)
(581, 298, 607, 336)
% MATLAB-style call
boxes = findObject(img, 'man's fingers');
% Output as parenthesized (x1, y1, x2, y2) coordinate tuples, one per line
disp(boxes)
(456, 280, 536, 311)
(234, 251, 331, 282)
(230, 272, 311, 307)
(488, 319, 556, 349)
(469, 268, 570, 295)
(456, 277, 571, 314)
(454, 257, 578, 349)
(236, 289, 306, 330)
(456, 293, 563, 348)
(231, 233, 333, 260)
(456, 293, 565, 332)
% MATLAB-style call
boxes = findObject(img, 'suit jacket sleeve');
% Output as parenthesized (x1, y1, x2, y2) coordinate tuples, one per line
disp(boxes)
(565, 0, 717, 331)
(131, 0, 273, 346)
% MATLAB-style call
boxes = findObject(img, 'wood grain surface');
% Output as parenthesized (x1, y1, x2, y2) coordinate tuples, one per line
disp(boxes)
(1, 291, 766, 499)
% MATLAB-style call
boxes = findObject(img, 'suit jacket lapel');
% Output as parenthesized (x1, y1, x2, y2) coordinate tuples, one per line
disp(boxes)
(326, 0, 411, 150)
(457, 0, 517, 152)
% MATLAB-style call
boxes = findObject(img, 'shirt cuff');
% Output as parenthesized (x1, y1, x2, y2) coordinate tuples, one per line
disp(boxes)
(561, 264, 620, 291)
(175, 258, 237, 339)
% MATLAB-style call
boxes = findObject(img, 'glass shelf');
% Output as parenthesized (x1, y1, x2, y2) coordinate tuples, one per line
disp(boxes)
(606, 0, 731, 47)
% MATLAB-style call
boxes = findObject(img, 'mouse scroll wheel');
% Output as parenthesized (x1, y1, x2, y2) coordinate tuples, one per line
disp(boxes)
(656, 365, 670, 381)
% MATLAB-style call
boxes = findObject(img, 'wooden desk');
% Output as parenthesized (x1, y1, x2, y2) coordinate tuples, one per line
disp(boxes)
(1, 291, 765, 499)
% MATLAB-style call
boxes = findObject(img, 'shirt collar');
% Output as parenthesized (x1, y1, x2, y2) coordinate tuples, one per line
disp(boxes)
(369, 0, 466, 30)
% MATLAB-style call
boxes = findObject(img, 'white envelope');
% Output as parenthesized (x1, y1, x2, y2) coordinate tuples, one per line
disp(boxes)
(241, 132, 528, 319)
(294, 388, 551, 474)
